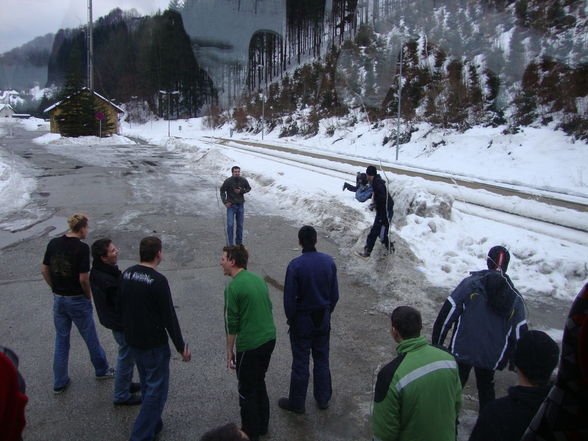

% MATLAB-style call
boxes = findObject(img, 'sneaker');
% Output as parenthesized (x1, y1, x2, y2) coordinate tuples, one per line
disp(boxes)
(357, 250, 371, 258)
(129, 382, 141, 394)
(96, 367, 115, 380)
(114, 394, 142, 406)
(278, 397, 305, 414)
(53, 379, 71, 394)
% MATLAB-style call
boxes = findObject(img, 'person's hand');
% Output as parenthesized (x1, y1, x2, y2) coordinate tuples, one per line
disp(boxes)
(234, 187, 241, 194)
(181, 343, 191, 362)
(227, 350, 236, 370)
(225, 202, 232, 208)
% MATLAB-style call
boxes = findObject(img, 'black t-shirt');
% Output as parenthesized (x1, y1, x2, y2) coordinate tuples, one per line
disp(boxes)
(42, 235, 90, 296)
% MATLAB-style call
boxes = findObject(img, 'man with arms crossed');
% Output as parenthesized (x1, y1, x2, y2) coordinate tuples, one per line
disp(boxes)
(220, 166, 251, 246)
(90, 238, 141, 405)
(278, 225, 339, 414)
(119, 237, 191, 441)
(221, 245, 276, 441)
(373, 306, 462, 441)
(41, 213, 113, 394)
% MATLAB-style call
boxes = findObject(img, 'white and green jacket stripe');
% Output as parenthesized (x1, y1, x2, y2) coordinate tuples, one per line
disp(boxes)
(372, 336, 462, 441)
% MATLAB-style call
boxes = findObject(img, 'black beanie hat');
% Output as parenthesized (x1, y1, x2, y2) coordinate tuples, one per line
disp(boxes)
(487, 245, 510, 272)
(366, 165, 377, 176)
(515, 330, 559, 385)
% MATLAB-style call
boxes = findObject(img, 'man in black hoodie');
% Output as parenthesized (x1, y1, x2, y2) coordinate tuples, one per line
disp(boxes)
(357, 165, 394, 258)
(469, 330, 559, 441)
(90, 238, 141, 406)
(432, 245, 528, 411)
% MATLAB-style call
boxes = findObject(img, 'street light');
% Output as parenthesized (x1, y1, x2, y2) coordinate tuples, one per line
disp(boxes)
(159, 90, 179, 137)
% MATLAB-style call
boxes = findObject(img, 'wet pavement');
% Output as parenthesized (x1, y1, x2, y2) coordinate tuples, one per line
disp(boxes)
(0, 125, 572, 441)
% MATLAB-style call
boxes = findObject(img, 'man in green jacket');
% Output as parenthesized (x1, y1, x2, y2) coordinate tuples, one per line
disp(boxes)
(221, 245, 276, 441)
(373, 306, 462, 441)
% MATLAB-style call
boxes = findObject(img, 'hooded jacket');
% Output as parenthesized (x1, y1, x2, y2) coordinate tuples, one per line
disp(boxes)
(432, 270, 527, 370)
(90, 260, 123, 331)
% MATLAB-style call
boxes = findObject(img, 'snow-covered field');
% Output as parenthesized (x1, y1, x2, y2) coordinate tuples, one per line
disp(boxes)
(2, 116, 587, 307)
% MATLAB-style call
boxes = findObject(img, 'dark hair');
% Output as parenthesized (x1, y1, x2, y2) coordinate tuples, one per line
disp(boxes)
(391, 306, 422, 339)
(487, 245, 510, 272)
(140, 237, 162, 262)
(366, 165, 377, 176)
(231, 166, 241, 172)
(223, 245, 248, 270)
(200, 423, 248, 441)
(91, 238, 112, 262)
(298, 225, 317, 248)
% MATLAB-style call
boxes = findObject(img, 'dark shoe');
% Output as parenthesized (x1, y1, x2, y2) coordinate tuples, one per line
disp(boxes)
(317, 401, 329, 410)
(114, 394, 142, 406)
(129, 382, 141, 394)
(96, 367, 115, 380)
(278, 397, 305, 414)
(342, 182, 348, 191)
(357, 250, 371, 258)
(53, 378, 71, 394)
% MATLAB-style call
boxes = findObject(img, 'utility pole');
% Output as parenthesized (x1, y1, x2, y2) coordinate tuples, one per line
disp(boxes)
(396, 38, 403, 161)
(87, 0, 93, 91)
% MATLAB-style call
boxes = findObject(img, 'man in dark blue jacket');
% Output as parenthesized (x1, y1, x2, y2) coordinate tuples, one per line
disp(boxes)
(432, 245, 528, 411)
(278, 226, 339, 414)
(358, 165, 394, 258)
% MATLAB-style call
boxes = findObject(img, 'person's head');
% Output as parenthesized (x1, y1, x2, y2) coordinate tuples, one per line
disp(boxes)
(139, 237, 162, 264)
(366, 165, 377, 181)
(68, 213, 89, 238)
(515, 330, 559, 386)
(358, 172, 368, 186)
(390, 306, 422, 342)
(221, 245, 248, 276)
(231, 166, 241, 177)
(91, 238, 119, 265)
(199, 423, 249, 441)
(298, 225, 317, 248)
(487, 245, 510, 272)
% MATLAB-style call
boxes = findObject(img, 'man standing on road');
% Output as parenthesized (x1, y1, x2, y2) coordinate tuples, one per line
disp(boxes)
(373, 306, 462, 441)
(432, 245, 528, 411)
(41, 213, 114, 394)
(278, 226, 339, 414)
(119, 237, 191, 441)
(221, 245, 276, 441)
(358, 165, 394, 258)
(90, 238, 141, 406)
(220, 166, 251, 246)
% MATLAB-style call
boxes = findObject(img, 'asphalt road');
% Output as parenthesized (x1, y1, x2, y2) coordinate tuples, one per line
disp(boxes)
(0, 125, 572, 441)
(0, 126, 394, 441)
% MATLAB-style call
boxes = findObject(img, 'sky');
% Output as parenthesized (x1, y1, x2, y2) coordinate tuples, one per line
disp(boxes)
(0, 0, 170, 53)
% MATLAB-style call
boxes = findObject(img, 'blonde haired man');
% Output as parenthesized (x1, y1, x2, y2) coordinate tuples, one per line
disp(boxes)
(41, 214, 113, 394)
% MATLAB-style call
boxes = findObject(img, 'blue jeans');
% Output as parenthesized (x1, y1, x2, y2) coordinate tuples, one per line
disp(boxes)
(226, 203, 245, 245)
(53, 296, 109, 388)
(130, 344, 170, 441)
(112, 330, 135, 403)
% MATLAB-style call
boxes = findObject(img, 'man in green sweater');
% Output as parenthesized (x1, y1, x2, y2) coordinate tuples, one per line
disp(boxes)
(221, 245, 276, 441)
(373, 306, 462, 441)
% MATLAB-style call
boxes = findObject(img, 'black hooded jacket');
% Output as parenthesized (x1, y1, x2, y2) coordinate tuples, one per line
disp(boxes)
(90, 260, 123, 331)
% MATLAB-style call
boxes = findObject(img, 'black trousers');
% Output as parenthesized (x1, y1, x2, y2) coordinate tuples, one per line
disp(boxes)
(236, 339, 275, 439)
(457, 361, 495, 411)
